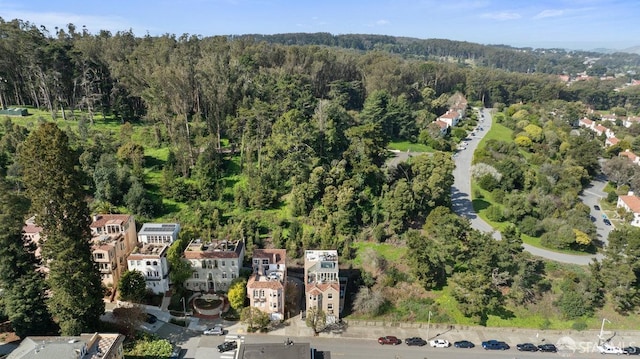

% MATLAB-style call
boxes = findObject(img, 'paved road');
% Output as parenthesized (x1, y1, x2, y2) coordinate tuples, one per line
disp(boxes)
(451, 108, 604, 265)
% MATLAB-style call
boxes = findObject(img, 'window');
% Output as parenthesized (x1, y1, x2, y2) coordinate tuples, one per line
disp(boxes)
(253, 259, 259, 265)
(262, 259, 269, 264)
(95, 253, 104, 260)
(231, 273, 236, 279)
(193, 273, 199, 279)
(327, 293, 333, 299)
(222, 273, 228, 279)
(153, 261, 158, 266)
(327, 303, 333, 310)
(221, 261, 226, 267)
(146, 261, 151, 265)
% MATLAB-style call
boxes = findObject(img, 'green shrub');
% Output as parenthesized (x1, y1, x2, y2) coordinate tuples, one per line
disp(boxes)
(485, 205, 504, 222)
(572, 321, 588, 331)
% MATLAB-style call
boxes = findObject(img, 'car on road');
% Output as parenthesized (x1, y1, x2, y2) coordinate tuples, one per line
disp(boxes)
(217, 341, 238, 353)
(430, 339, 450, 348)
(144, 313, 157, 324)
(538, 343, 558, 352)
(405, 337, 427, 346)
(454, 340, 475, 348)
(204, 325, 224, 336)
(604, 218, 612, 226)
(378, 336, 402, 345)
(594, 204, 601, 210)
(170, 345, 182, 359)
(482, 340, 510, 350)
(597, 343, 625, 355)
(516, 343, 538, 352)
(624, 346, 640, 355)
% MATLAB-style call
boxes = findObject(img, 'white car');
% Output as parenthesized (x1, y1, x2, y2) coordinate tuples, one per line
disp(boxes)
(204, 325, 224, 335)
(597, 343, 624, 355)
(430, 339, 450, 348)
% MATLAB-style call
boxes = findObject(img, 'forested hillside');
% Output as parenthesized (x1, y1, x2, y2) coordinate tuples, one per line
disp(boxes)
(1, 17, 640, 329)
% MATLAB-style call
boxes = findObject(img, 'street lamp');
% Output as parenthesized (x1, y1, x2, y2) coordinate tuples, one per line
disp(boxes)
(599, 318, 611, 341)
(181, 297, 186, 317)
(427, 311, 432, 340)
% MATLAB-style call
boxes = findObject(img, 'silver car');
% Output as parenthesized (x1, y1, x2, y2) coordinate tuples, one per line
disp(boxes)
(204, 325, 224, 335)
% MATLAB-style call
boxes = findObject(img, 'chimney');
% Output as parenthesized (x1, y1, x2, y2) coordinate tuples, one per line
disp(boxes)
(629, 191, 635, 196)
(93, 214, 100, 222)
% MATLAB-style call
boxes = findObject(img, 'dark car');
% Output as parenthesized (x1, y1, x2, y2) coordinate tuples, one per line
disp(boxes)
(378, 336, 402, 345)
(594, 204, 601, 210)
(624, 346, 640, 355)
(217, 341, 238, 353)
(604, 218, 612, 226)
(538, 343, 558, 353)
(482, 340, 510, 350)
(454, 340, 475, 348)
(170, 345, 182, 359)
(405, 337, 427, 346)
(517, 343, 538, 352)
(144, 313, 158, 324)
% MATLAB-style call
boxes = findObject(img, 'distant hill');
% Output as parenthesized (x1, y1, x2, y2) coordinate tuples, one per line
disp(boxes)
(621, 46, 640, 55)
(241, 33, 640, 75)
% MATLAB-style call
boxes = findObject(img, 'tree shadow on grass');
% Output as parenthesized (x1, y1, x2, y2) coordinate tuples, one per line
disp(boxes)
(471, 198, 491, 212)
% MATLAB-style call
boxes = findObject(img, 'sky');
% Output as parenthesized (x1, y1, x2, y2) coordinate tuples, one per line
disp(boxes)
(1, 0, 639, 51)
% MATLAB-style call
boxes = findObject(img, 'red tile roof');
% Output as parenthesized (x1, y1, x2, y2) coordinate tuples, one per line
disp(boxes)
(620, 195, 640, 213)
(247, 275, 284, 290)
(305, 282, 339, 293)
(620, 150, 638, 161)
(90, 214, 131, 228)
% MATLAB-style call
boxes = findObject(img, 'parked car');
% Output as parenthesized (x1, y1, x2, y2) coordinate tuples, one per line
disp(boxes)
(405, 337, 427, 346)
(604, 218, 612, 226)
(624, 346, 640, 355)
(204, 325, 224, 336)
(597, 343, 624, 355)
(454, 340, 475, 348)
(144, 313, 157, 324)
(169, 345, 182, 359)
(594, 204, 601, 210)
(482, 340, 510, 350)
(217, 341, 238, 353)
(430, 339, 450, 348)
(378, 336, 402, 345)
(538, 343, 558, 352)
(516, 343, 538, 352)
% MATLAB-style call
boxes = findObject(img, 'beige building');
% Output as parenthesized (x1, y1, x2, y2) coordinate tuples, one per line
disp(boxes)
(90, 214, 137, 289)
(183, 239, 245, 293)
(247, 249, 287, 320)
(7, 332, 125, 359)
(304, 250, 340, 324)
(617, 191, 640, 227)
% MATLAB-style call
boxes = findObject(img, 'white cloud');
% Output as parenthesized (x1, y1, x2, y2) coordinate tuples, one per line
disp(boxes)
(534, 9, 565, 19)
(480, 11, 521, 20)
(376, 19, 390, 26)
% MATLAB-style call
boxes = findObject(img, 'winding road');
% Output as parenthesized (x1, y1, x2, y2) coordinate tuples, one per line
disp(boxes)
(450, 108, 605, 265)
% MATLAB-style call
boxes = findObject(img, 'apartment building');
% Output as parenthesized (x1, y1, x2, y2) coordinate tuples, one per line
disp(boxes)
(304, 250, 340, 324)
(90, 214, 137, 289)
(247, 249, 287, 320)
(183, 239, 245, 293)
(127, 243, 170, 294)
(137, 223, 180, 245)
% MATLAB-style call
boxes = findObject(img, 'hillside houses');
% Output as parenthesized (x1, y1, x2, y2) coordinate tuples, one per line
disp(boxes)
(617, 192, 640, 227)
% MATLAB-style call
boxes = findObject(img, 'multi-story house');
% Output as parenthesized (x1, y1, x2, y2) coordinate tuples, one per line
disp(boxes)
(183, 238, 245, 293)
(304, 250, 340, 324)
(22, 216, 44, 260)
(127, 243, 170, 294)
(90, 214, 137, 289)
(246, 249, 287, 321)
(7, 332, 125, 359)
(137, 223, 180, 245)
(617, 191, 640, 227)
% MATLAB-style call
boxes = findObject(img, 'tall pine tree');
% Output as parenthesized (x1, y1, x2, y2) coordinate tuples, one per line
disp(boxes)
(18, 123, 104, 335)
(0, 179, 55, 337)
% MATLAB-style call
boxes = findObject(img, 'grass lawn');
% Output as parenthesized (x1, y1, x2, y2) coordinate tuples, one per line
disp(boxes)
(350, 241, 406, 267)
(476, 121, 513, 148)
(388, 141, 433, 153)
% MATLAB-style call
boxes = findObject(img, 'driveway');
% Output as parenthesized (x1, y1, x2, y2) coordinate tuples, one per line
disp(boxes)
(579, 173, 613, 248)
(450, 109, 604, 265)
